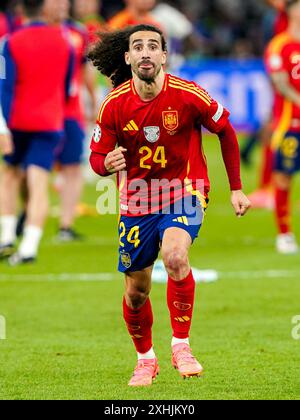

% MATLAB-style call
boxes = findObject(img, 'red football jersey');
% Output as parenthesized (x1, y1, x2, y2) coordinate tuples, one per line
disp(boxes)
(265, 32, 300, 147)
(91, 75, 230, 215)
(64, 21, 89, 124)
(4, 23, 73, 132)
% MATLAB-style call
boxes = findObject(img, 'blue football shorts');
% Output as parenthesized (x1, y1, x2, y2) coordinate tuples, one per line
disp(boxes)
(118, 195, 207, 273)
(274, 132, 300, 175)
(55, 119, 85, 165)
(4, 130, 62, 172)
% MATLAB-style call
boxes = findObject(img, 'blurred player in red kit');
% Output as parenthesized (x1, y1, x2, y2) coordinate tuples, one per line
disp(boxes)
(44, 0, 97, 241)
(265, 0, 300, 254)
(245, 0, 288, 210)
(88, 25, 251, 386)
(0, 0, 74, 264)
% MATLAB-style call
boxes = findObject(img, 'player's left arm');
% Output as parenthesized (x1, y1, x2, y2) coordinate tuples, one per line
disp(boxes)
(198, 96, 251, 217)
(218, 121, 251, 217)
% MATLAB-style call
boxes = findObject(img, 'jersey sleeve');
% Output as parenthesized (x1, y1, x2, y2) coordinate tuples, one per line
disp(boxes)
(264, 38, 288, 75)
(189, 86, 230, 134)
(90, 99, 118, 154)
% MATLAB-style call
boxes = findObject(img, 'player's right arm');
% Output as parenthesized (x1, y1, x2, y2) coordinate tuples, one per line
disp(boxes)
(90, 98, 127, 176)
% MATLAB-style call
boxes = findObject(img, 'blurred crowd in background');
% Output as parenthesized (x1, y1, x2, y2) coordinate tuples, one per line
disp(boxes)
(0, 0, 285, 59)
(102, 0, 278, 58)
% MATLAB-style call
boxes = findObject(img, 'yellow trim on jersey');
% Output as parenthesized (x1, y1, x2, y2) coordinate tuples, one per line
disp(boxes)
(267, 32, 292, 55)
(164, 75, 169, 91)
(119, 172, 126, 196)
(184, 176, 208, 211)
(169, 79, 212, 103)
(169, 76, 212, 103)
(169, 76, 212, 99)
(106, 80, 131, 99)
(98, 87, 131, 123)
(97, 81, 131, 121)
(169, 83, 211, 107)
(271, 100, 293, 150)
(186, 160, 191, 177)
(131, 79, 137, 96)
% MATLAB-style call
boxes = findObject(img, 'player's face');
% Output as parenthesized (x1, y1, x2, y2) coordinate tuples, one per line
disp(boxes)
(43, 0, 70, 23)
(289, 2, 300, 19)
(126, 0, 156, 13)
(73, 0, 101, 19)
(126, 31, 167, 84)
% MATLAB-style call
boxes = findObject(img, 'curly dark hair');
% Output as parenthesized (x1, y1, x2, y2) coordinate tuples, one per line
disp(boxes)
(87, 24, 167, 88)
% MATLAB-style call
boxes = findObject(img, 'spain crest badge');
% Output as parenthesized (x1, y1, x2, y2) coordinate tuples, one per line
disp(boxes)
(163, 110, 179, 132)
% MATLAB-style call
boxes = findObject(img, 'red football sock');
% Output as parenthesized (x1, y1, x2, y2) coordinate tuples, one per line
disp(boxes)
(260, 145, 274, 189)
(167, 270, 196, 339)
(123, 297, 153, 355)
(275, 188, 291, 234)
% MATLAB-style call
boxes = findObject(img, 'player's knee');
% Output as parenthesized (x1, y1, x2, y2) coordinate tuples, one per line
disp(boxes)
(126, 288, 149, 309)
(162, 247, 188, 273)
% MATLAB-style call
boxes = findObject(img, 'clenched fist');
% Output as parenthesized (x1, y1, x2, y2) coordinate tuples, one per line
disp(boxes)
(231, 190, 251, 217)
(105, 147, 127, 174)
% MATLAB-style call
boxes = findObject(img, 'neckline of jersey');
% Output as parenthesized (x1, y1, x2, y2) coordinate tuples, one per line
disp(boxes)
(24, 21, 47, 28)
(131, 74, 169, 104)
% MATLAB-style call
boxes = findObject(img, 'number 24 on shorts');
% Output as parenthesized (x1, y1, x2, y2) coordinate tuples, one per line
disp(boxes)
(119, 223, 141, 249)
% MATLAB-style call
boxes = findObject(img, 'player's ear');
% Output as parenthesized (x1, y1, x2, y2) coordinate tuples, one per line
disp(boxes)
(125, 52, 131, 66)
(162, 51, 167, 66)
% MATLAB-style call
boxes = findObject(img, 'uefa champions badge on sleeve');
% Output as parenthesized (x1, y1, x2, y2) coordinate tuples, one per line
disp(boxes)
(93, 125, 102, 143)
(144, 126, 160, 143)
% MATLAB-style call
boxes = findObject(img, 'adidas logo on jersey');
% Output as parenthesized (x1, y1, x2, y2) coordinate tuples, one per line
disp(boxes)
(123, 120, 139, 131)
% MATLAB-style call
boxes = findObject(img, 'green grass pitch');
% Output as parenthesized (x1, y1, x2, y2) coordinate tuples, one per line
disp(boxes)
(0, 135, 300, 400)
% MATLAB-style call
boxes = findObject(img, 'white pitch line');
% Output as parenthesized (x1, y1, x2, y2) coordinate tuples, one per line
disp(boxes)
(0, 273, 118, 282)
(219, 270, 300, 279)
(0, 270, 299, 282)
